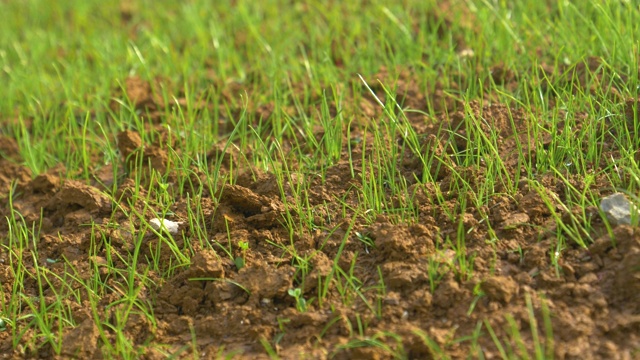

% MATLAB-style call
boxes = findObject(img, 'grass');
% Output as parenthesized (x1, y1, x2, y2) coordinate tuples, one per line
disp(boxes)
(1, 0, 639, 358)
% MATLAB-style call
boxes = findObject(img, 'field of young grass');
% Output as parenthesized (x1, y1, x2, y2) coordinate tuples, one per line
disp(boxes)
(1, 0, 640, 358)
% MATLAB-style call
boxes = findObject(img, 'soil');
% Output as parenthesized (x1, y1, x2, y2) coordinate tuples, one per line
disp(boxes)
(2, 6, 640, 360)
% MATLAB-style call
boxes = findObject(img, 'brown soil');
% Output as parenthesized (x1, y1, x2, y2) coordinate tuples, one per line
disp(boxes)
(2, 7, 640, 360)
(2, 74, 640, 359)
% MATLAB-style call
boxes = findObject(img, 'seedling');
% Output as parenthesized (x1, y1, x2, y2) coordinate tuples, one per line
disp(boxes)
(235, 240, 249, 270)
(355, 231, 375, 252)
(287, 288, 308, 312)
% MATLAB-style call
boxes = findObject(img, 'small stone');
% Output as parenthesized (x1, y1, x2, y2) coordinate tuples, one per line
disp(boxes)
(149, 218, 182, 235)
(600, 193, 638, 226)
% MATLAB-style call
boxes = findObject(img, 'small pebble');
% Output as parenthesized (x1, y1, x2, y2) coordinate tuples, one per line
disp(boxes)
(600, 193, 638, 226)
(149, 218, 182, 235)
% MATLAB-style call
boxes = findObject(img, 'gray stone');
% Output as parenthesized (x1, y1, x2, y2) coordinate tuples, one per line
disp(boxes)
(600, 193, 638, 226)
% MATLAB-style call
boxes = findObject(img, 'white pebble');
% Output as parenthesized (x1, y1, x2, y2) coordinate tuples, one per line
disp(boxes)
(149, 218, 182, 235)
(261, 298, 272, 305)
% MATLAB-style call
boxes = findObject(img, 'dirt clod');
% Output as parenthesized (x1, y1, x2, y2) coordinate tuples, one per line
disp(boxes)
(60, 318, 100, 358)
(482, 276, 518, 303)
